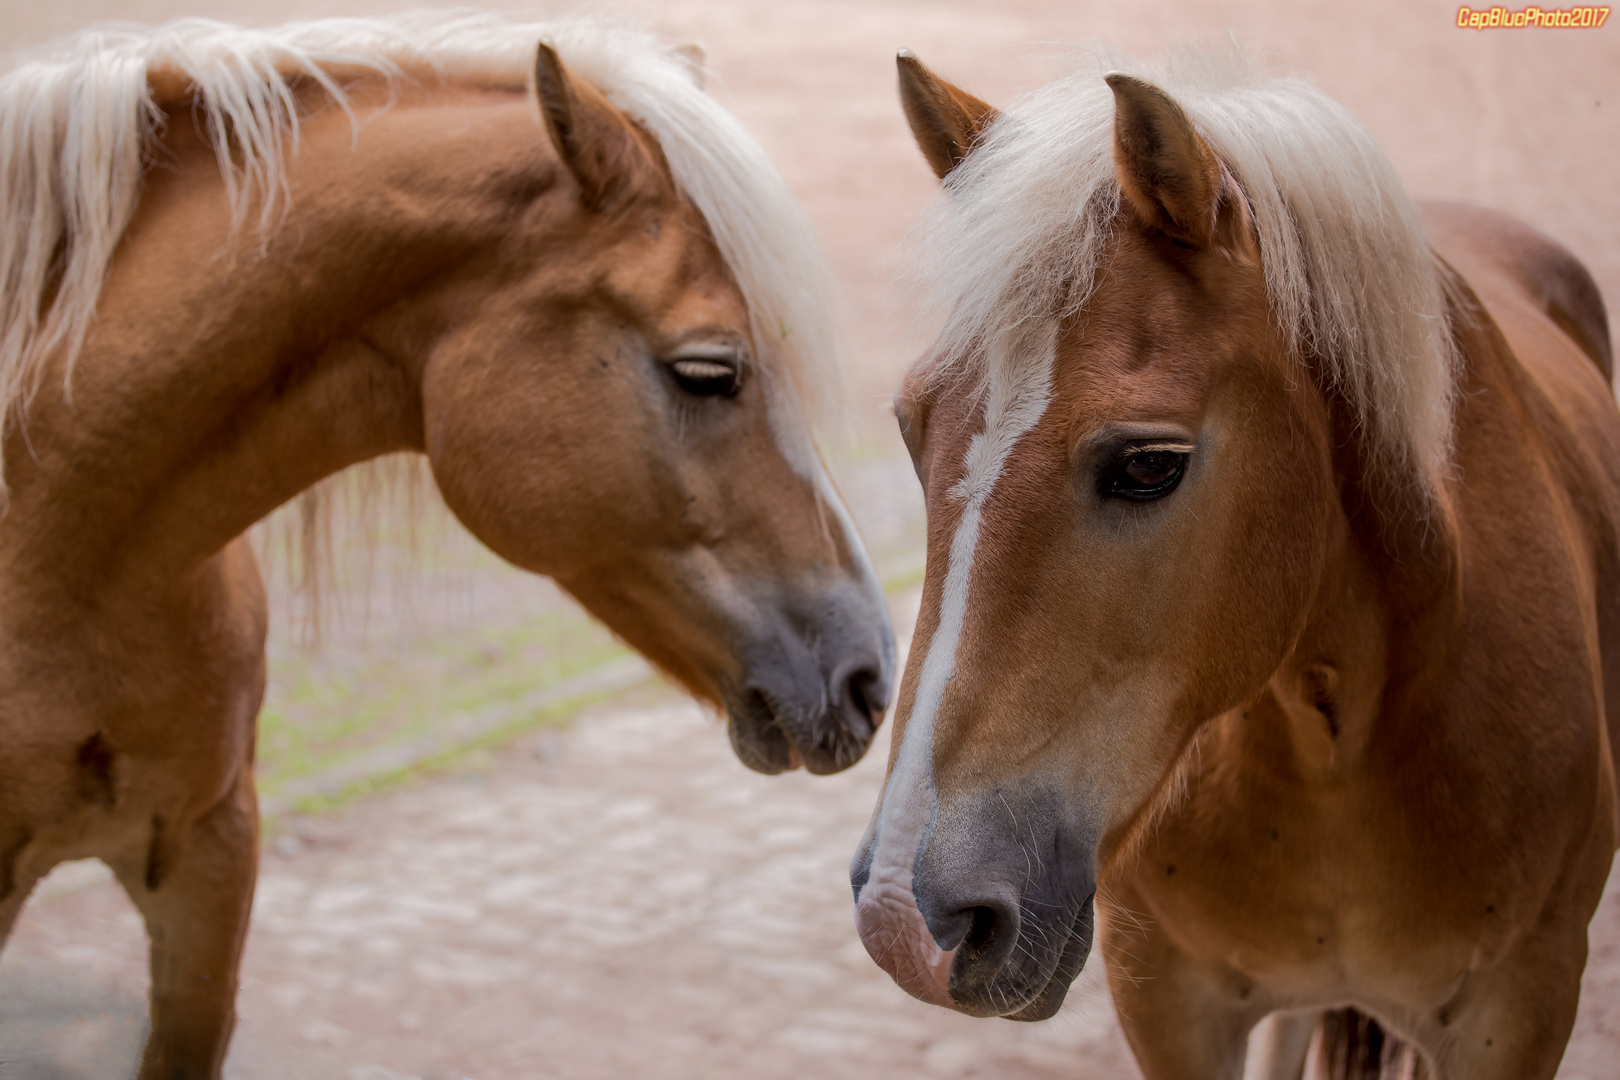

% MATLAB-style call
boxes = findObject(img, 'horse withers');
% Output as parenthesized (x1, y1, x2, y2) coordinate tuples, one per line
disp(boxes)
(0, 15, 893, 1078)
(852, 49, 1618, 1079)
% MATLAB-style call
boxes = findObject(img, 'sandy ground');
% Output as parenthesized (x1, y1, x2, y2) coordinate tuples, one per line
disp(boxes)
(1, 0, 1619, 1077)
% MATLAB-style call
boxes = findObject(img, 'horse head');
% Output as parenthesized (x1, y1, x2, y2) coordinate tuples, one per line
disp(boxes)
(851, 52, 1380, 1017)
(416, 43, 894, 775)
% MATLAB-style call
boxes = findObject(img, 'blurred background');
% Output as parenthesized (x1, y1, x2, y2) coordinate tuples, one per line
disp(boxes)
(0, 1, 1616, 1078)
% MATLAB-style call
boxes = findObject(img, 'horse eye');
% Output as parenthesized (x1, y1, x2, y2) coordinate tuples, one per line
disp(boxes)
(667, 356, 740, 397)
(1099, 448, 1189, 501)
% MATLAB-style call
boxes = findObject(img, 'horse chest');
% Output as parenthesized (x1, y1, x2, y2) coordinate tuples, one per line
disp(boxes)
(1115, 761, 1510, 1010)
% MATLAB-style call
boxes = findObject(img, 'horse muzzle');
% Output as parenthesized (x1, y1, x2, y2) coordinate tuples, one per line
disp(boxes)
(722, 583, 894, 775)
(849, 792, 1097, 1018)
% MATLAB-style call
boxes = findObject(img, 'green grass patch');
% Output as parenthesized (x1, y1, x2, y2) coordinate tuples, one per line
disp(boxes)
(255, 599, 629, 805)
(271, 679, 647, 818)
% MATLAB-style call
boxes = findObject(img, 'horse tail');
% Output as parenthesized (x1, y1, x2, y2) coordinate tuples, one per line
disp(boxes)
(1313, 1008, 1428, 1079)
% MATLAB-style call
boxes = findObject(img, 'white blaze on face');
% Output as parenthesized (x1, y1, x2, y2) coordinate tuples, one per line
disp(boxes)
(855, 322, 1057, 1002)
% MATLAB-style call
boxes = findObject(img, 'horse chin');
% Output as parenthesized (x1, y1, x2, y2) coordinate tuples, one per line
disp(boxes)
(723, 683, 875, 776)
(723, 688, 802, 774)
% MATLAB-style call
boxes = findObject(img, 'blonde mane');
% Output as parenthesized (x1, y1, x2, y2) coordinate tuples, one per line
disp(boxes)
(908, 46, 1458, 484)
(0, 11, 835, 494)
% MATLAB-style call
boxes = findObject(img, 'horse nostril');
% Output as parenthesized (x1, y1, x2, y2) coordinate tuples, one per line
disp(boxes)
(925, 895, 1019, 997)
(962, 904, 1001, 964)
(843, 666, 887, 729)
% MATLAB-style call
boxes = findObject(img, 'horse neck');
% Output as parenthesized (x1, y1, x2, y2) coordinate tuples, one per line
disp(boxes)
(1274, 348, 1468, 767)
(1, 82, 554, 597)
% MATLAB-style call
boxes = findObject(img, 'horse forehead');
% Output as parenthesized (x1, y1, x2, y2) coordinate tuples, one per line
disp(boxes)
(661, 197, 735, 277)
(908, 377, 1015, 494)
(1048, 330, 1220, 432)
(592, 209, 748, 322)
(1048, 277, 1272, 425)
(642, 250, 750, 323)
(1079, 225, 1273, 353)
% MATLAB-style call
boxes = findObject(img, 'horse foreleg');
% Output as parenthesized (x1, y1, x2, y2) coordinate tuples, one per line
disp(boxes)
(1246, 1011, 1319, 1080)
(116, 772, 258, 1080)
(1402, 926, 1586, 1080)
(1099, 894, 1258, 1080)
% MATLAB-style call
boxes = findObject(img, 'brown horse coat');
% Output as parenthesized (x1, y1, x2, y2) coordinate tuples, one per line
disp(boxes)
(855, 51, 1617, 1080)
(0, 17, 892, 1078)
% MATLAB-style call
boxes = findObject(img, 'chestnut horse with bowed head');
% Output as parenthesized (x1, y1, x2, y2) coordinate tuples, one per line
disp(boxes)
(852, 48, 1618, 1080)
(0, 14, 894, 1077)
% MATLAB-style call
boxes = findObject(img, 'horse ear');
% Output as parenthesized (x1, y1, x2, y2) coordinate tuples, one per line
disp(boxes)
(534, 42, 656, 209)
(896, 50, 999, 181)
(1105, 73, 1224, 248)
(671, 43, 706, 88)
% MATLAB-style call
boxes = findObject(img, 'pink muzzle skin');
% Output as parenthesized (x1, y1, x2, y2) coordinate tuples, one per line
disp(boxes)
(854, 878, 958, 1008)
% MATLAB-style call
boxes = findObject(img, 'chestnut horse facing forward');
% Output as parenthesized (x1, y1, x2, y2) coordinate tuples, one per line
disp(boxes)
(0, 16, 894, 1078)
(853, 49, 1617, 1080)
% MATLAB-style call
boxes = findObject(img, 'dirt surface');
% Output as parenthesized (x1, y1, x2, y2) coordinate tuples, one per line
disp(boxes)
(2, 0, 1619, 1078)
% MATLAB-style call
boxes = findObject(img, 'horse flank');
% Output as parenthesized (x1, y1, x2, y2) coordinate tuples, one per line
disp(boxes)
(905, 45, 1459, 487)
(0, 12, 837, 499)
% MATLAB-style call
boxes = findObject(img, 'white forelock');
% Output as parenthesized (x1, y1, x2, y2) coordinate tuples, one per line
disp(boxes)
(906, 44, 1459, 486)
(0, 11, 836, 492)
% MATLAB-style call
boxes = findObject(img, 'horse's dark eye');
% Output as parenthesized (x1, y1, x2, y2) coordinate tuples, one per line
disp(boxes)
(1100, 448, 1189, 501)
(668, 357, 740, 397)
